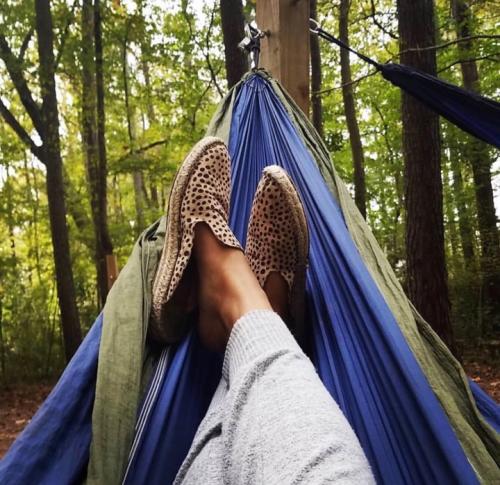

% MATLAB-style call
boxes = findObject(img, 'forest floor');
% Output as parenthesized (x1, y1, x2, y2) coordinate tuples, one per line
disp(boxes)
(0, 357, 498, 459)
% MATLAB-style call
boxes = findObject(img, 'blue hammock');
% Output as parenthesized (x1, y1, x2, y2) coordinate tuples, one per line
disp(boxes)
(312, 24, 500, 148)
(1, 73, 498, 485)
(380, 63, 500, 148)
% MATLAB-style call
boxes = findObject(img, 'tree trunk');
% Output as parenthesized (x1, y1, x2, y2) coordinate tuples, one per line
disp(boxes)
(0, 298, 5, 384)
(397, 0, 455, 351)
(30, 157, 43, 283)
(138, 5, 161, 212)
(5, 166, 17, 264)
(309, 0, 323, 138)
(94, 0, 115, 291)
(220, 0, 248, 88)
(448, 131, 476, 270)
(82, 0, 108, 307)
(452, 0, 500, 333)
(35, 0, 81, 361)
(339, 0, 367, 218)
(138, 1, 157, 126)
(122, 23, 145, 232)
(443, 158, 459, 259)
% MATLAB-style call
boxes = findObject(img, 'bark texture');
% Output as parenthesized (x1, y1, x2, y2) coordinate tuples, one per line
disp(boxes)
(220, 0, 248, 88)
(339, 0, 367, 218)
(452, 0, 500, 332)
(310, 0, 323, 138)
(94, 0, 114, 279)
(82, 0, 107, 306)
(122, 23, 145, 232)
(35, 0, 82, 360)
(397, 0, 455, 351)
(449, 136, 476, 270)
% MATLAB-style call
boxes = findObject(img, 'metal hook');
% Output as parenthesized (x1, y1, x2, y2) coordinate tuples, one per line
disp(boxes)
(238, 23, 268, 69)
(309, 18, 320, 34)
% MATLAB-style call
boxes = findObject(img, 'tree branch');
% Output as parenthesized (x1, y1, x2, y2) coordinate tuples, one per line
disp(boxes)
(398, 35, 500, 55)
(54, 0, 78, 71)
(115, 138, 169, 163)
(135, 137, 169, 154)
(202, 3, 223, 98)
(368, 0, 398, 40)
(0, 97, 43, 158)
(191, 75, 218, 129)
(315, 69, 379, 95)
(437, 53, 500, 73)
(19, 28, 34, 62)
(0, 34, 43, 136)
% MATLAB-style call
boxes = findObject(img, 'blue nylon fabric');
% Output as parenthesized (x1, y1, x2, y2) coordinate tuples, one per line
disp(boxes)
(380, 63, 500, 148)
(227, 74, 479, 484)
(469, 380, 500, 433)
(125, 73, 482, 484)
(0, 315, 102, 484)
(123, 333, 222, 485)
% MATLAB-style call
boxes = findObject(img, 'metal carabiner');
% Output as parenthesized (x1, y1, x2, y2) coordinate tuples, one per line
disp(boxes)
(309, 18, 320, 34)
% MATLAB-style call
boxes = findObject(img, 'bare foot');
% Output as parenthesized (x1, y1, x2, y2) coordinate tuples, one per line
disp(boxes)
(263, 272, 289, 321)
(193, 223, 272, 351)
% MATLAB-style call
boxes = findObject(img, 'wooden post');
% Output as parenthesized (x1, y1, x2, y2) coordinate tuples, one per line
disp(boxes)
(257, 0, 310, 115)
(106, 254, 119, 291)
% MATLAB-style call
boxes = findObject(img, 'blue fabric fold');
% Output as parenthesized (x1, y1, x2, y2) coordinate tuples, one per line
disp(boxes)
(469, 379, 500, 433)
(226, 74, 479, 484)
(123, 333, 222, 485)
(0, 315, 102, 484)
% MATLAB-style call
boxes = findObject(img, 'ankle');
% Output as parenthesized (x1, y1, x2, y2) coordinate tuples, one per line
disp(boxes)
(218, 277, 270, 331)
(193, 222, 273, 349)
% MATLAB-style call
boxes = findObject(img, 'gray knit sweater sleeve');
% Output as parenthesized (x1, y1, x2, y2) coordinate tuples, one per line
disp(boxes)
(174, 310, 375, 485)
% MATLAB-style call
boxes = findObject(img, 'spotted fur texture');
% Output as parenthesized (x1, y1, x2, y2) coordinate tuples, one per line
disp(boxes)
(245, 165, 309, 341)
(151, 137, 241, 343)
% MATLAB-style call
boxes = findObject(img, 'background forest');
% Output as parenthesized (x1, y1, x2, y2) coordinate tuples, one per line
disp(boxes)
(0, 0, 498, 385)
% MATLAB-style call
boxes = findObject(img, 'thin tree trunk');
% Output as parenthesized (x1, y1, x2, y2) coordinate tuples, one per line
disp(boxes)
(22, 154, 34, 284)
(82, 0, 108, 306)
(122, 23, 145, 232)
(310, 0, 323, 138)
(374, 104, 403, 262)
(0, 298, 5, 384)
(448, 132, 476, 270)
(443, 157, 459, 259)
(339, 0, 367, 218)
(30, 158, 43, 283)
(220, 0, 248, 88)
(5, 166, 17, 264)
(138, 1, 157, 126)
(452, 0, 500, 333)
(451, 159, 476, 267)
(94, 0, 115, 292)
(35, 0, 81, 361)
(138, 5, 161, 211)
(397, 0, 455, 352)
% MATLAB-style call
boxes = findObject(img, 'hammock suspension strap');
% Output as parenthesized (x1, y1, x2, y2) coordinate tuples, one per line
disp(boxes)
(309, 18, 381, 70)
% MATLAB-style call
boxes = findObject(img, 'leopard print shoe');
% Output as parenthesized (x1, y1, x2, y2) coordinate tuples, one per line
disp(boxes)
(245, 165, 309, 342)
(151, 137, 241, 343)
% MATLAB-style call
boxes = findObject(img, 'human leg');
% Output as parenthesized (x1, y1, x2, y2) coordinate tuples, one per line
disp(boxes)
(172, 164, 374, 484)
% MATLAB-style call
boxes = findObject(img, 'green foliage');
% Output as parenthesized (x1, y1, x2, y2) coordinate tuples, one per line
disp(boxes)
(316, 0, 499, 337)
(0, 0, 498, 382)
(0, 0, 226, 383)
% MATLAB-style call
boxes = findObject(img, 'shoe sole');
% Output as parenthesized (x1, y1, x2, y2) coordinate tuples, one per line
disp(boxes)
(151, 136, 226, 341)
